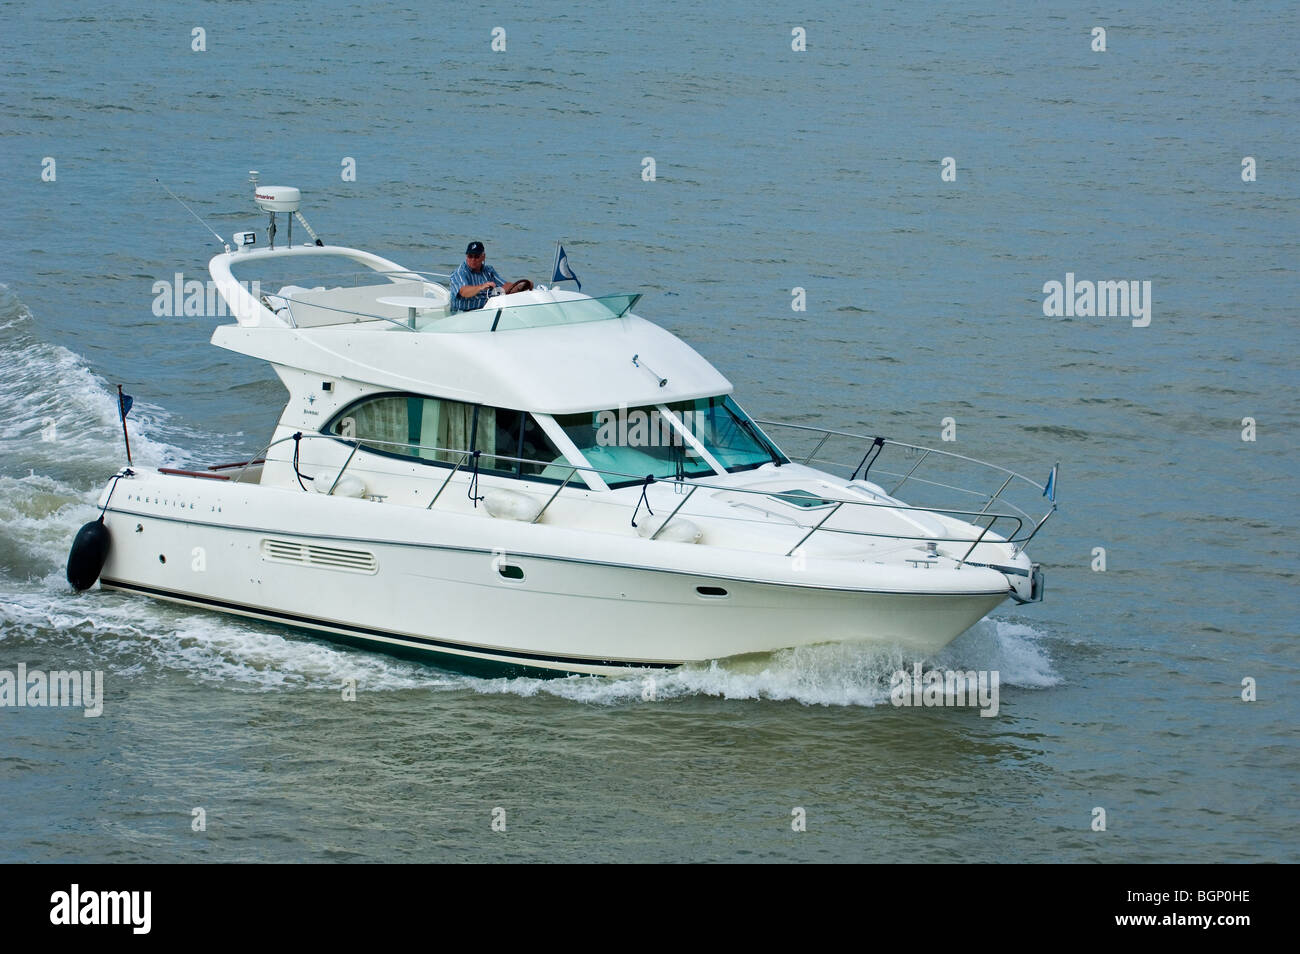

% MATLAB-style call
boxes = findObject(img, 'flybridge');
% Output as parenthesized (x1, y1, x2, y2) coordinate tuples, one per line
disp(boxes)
(218, 176, 628, 335)
(206, 242, 646, 335)
(201, 184, 733, 416)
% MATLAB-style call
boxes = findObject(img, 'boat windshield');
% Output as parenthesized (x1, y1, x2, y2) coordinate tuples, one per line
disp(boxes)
(422, 293, 642, 333)
(553, 395, 785, 488)
(666, 395, 787, 473)
(495, 293, 640, 331)
(552, 405, 715, 488)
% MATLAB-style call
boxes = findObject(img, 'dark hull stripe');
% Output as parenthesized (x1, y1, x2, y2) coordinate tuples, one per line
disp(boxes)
(99, 578, 678, 671)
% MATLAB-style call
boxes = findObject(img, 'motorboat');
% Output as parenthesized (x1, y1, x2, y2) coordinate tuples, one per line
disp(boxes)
(67, 184, 1056, 676)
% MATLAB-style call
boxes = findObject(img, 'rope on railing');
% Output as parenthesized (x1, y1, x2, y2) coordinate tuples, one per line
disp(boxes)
(849, 437, 885, 482)
(291, 432, 314, 492)
(631, 475, 655, 528)
(467, 450, 484, 507)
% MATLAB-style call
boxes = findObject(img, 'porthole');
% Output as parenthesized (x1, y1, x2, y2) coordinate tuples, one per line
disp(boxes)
(696, 585, 727, 598)
(498, 564, 525, 581)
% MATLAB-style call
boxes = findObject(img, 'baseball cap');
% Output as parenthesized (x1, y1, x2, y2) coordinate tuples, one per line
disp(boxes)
(466, 241, 485, 256)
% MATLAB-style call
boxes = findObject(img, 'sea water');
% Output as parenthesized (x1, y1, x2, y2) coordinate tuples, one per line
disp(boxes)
(0, 0, 1295, 862)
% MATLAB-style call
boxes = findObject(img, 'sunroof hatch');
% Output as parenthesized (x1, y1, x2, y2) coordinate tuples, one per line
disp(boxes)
(769, 489, 836, 509)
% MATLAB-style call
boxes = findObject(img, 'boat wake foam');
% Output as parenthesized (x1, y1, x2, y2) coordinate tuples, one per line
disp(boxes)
(460, 618, 1061, 707)
(4, 551, 1060, 705)
(0, 285, 219, 481)
(0, 580, 451, 692)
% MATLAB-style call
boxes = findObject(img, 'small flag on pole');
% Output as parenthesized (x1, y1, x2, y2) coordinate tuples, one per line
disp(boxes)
(116, 384, 134, 465)
(1043, 463, 1058, 503)
(551, 244, 581, 290)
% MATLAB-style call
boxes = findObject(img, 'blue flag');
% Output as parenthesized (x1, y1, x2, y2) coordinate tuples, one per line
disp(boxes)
(1042, 464, 1057, 503)
(119, 393, 134, 421)
(551, 244, 581, 290)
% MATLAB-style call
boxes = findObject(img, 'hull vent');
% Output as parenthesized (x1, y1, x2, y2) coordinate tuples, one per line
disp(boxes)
(261, 539, 378, 574)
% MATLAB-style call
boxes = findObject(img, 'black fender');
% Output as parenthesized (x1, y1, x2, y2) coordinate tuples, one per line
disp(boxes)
(67, 518, 111, 591)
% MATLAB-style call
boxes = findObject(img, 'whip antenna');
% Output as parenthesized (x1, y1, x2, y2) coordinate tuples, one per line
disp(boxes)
(156, 179, 228, 249)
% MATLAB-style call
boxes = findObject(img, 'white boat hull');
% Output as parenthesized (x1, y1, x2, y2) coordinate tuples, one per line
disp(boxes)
(95, 473, 1011, 676)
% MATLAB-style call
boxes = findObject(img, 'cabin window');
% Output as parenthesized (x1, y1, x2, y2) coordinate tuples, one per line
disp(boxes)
(326, 395, 570, 481)
(552, 407, 714, 489)
(519, 413, 575, 480)
(329, 394, 473, 464)
(667, 395, 786, 473)
(476, 409, 571, 479)
(550, 396, 785, 488)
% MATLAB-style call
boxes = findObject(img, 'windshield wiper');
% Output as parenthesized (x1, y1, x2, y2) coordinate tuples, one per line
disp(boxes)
(732, 412, 783, 468)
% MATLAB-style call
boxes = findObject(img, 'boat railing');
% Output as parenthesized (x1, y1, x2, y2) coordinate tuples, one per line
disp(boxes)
(230, 428, 1056, 560)
(754, 419, 1058, 553)
(257, 284, 639, 334)
(238, 268, 451, 291)
(250, 269, 449, 330)
(274, 294, 419, 332)
(267, 268, 453, 289)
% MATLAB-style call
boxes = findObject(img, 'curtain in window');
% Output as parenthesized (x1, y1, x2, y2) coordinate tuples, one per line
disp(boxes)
(338, 396, 500, 465)
(419, 399, 489, 464)
(349, 397, 408, 454)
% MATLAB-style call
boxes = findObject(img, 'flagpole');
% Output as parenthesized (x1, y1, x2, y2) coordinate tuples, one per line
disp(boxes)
(117, 384, 133, 465)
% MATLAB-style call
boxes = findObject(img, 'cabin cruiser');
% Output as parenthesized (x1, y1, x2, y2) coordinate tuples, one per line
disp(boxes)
(68, 185, 1055, 676)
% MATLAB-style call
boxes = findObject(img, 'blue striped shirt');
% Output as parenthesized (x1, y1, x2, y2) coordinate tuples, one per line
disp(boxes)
(448, 261, 505, 312)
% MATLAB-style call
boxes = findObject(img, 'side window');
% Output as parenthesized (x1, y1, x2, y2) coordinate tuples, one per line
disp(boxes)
(552, 411, 599, 455)
(477, 408, 519, 475)
(478, 410, 570, 481)
(331, 395, 417, 458)
(520, 415, 570, 479)
(328, 397, 568, 481)
(329, 395, 475, 465)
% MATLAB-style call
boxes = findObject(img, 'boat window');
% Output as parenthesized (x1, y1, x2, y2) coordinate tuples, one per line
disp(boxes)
(492, 293, 641, 331)
(666, 395, 787, 474)
(421, 293, 643, 334)
(328, 395, 472, 465)
(552, 406, 715, 489)
(519, 414, 575, 481)
(326, 395, 571, 481)
(477, 410, 573, 480)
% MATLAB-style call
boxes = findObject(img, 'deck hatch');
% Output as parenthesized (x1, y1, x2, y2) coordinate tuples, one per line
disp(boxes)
(260, 538, 378, 574)
(768, 489, 836, 509)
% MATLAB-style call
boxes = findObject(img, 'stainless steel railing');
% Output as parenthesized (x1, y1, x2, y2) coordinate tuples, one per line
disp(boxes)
(222, 425, 1056, 563)
(248, 269, 451, 330)
(754, 419, 1057, 551)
